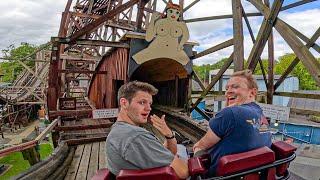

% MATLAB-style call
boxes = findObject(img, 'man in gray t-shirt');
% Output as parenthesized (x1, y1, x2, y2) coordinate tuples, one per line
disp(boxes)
(105, 81, 189, 179)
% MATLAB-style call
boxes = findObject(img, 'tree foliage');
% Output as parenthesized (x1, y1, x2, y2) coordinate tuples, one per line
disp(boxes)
(275, 54, 319, 90)
(193, 53, 320, 90)
(0, 43, 37, 82)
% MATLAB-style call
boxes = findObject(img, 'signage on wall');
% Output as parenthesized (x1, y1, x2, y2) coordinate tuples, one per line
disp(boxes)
(258, 103, 290, 121)
(92, 108, 119, 119)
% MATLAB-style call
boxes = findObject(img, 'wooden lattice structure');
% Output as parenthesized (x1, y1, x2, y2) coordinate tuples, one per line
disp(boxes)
(47, 0, 320, 121)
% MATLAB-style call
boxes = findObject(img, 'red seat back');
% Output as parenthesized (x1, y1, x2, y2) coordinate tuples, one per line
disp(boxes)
(271, 141, 297, 177)
(117, 166, 179, 180)
(216, 146, 275, 179)
(91, 168, 115, 180)
(188, 157, 206, 176)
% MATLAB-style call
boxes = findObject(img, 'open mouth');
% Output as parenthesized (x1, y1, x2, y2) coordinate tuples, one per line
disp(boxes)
(228, 95, 237, 101)
(141, 113, 149, 119)
(171, 15, 175, 18)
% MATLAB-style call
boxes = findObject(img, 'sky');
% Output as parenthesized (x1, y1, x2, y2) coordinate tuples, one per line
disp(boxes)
(0, 0, 319, 65)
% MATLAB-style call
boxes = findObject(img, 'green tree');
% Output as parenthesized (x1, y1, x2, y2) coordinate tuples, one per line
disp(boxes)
(193, 57, 232, 82)
(275, 53, 319, 90)
(0, 43, 37, 82)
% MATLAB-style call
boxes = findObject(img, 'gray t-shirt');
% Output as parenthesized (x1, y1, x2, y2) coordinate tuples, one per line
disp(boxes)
(106, 121, 174, 175)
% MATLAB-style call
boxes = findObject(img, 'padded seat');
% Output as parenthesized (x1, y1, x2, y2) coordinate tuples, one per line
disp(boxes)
(271, 141, 297, 177)
(117, 166, 179, 180)
(91, 168, 115, 180)
(216, 146, 275, 177)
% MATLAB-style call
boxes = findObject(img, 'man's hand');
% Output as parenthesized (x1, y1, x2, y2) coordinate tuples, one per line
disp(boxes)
(193, 141, 202, 153)
(150, 114, 172, 137)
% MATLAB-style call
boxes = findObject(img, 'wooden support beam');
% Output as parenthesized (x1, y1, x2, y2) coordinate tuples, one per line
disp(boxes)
(185, 13, 261, 23)
(273, 91, 320, 100)
(49, 109, 92, 119)
(53, 37, 130, 48)
(185, 0, 316, 23)
(284, 21, 320, 53)
(58, 69, 108, 74)
(242, 4, 268, 86)
(183, 0, 200, 13)
(71, 12, 101, 19)
(192, 39, 233, 59)
(55, 123, 113, 131)
(250, 0, 320, 86)
(136, 0, 149, 31)
(66, 136, 107, 146)
(232, 0, 244, 71)
(265, 0, 274, 105)
(192, 71, 206, 91)
(0, 140, 37, 157)
(274, 27, 320, 90)
(193, 106, 210, 121)
(191, 53, 233, 110)
(247, 0, 284, 70)
(69, 0, 139, 42)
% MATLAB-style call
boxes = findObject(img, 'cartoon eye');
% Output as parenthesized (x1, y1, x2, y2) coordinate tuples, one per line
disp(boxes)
(169, 10, 173, 13)
(176, 11, 179, 15)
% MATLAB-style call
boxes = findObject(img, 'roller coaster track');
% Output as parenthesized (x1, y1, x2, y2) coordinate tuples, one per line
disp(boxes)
(0, 46, 51, 105)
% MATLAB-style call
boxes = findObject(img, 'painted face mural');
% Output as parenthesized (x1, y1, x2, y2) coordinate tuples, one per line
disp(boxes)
(166, 8, 180, 21)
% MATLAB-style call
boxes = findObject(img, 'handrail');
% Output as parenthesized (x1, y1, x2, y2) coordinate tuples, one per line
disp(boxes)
(0, 117, 60, 157)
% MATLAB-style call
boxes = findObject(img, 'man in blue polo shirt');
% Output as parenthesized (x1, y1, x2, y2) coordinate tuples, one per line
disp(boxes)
(193, 69, 272, 177)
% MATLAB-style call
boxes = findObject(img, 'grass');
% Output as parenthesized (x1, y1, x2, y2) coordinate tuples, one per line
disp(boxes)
(0, 143, 53, 180)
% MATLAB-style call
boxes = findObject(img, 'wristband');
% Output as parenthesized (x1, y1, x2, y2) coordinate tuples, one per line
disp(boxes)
(165, 132, 175, 139)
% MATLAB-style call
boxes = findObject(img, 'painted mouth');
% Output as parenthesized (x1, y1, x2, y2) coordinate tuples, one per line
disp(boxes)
(171, 15, 175, 18)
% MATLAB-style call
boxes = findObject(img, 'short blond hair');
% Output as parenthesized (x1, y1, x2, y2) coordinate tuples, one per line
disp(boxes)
(118, 81, 158, 103)
(231, 69, 258, 89)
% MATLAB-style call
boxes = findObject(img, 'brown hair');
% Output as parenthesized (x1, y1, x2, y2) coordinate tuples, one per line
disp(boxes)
(118, 81, 158, 103)
(231, 69, 258, 89)
(165, 0, 181, 11)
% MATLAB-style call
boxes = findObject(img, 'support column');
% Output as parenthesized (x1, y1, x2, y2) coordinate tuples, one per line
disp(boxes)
(232, 0, 244, 71)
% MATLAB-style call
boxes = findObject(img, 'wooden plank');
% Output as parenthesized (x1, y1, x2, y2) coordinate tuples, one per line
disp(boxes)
(273, 92, 320, 100)
(247, 0, 284, 70)
(87, 142, 100, 180)
(232, 0, 244, 71)
(35, 118, 59, 142)
(99, 141, 107, 169)
(192, 39, 233, 59)
(65, 144, 85, 180)
(291, 108, 320, 116)
(274, 27, 320, 90)
(76, 144, 92, 180)
(265, 0, 274, 104)
(55, 122, 113, 131)
(192, 71, 205, 91)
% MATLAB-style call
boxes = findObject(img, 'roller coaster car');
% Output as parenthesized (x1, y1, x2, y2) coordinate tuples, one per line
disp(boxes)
(92, 141, 296, 180)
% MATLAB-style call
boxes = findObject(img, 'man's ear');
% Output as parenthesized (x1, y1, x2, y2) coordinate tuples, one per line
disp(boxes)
(119, 98, 128, 109)
(251, 88, 258, 98)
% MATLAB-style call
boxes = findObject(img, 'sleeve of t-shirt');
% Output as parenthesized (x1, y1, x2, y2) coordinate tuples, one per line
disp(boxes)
(123, 132, 174, 169)
(209, 108, 235, 138)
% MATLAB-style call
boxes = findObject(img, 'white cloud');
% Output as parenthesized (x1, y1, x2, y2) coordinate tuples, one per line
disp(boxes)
(0, 0, 319, 66)
(0, 0, 65, 55)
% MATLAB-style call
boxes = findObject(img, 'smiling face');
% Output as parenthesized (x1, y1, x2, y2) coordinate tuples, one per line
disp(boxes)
(166, 8, 180, 21)
(225, 76, 257, 107)
(121, 91, 152, 125)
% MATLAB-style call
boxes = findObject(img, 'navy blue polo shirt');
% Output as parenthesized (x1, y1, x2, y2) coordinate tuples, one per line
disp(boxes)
(208, 102, 272, 176)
